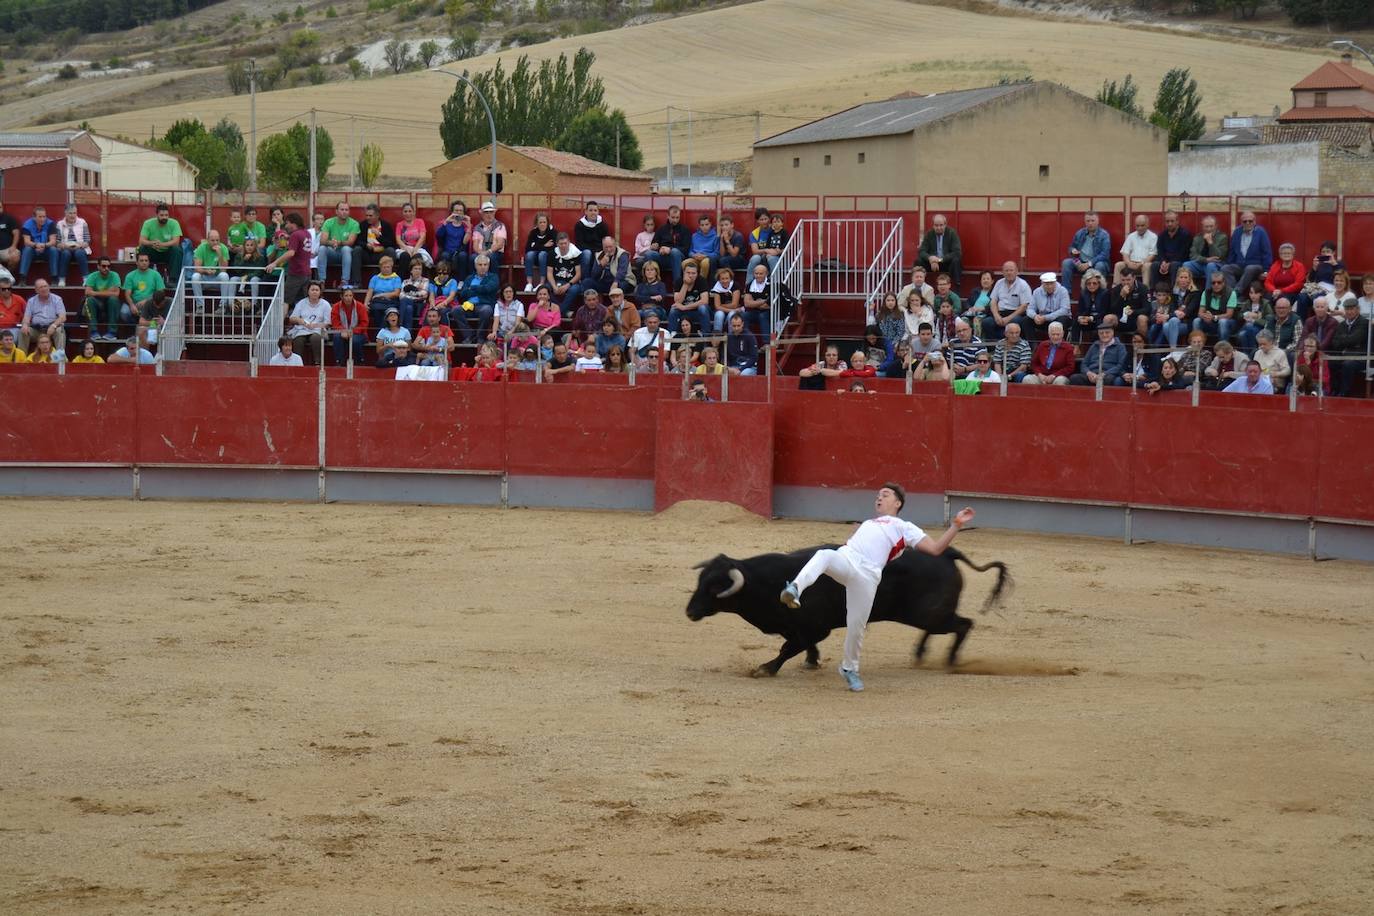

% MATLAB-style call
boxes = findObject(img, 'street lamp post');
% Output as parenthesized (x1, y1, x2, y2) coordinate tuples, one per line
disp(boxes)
(430, 67, 499, 202)
(1330, 40, 1374, 69)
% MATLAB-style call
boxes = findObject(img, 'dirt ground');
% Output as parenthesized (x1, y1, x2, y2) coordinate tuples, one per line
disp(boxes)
(1, 498, 1371, 914)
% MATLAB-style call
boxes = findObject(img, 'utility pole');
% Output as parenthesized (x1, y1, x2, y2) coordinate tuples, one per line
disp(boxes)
(686, 107, 692, 179)
(248, 59, 257, 193)
(615, 121, 621, 169)
(350, 116, 357, 191)
(309, 108, 317, 217)
(754, 110, 761, 144)
(665, 105, 673, 192)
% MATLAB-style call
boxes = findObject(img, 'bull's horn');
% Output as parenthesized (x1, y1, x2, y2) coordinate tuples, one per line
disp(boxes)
(716, 568, 745, 598)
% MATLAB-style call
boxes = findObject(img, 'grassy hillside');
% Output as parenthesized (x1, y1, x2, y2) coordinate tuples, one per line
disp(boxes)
(72, 0, 1338, 180)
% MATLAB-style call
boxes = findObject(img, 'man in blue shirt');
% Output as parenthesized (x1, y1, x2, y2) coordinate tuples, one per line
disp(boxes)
(18, 205, 57, 283)
(687, 215, 719, 284)
(1221, 210, 1272, 295)
(1061, 211, 1111, 296)
(108, 334, 157, 365)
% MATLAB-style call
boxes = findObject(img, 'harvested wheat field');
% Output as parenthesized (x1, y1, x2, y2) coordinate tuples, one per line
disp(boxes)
(78, 0, 1331, 176)
(1, 498, 1371, 914)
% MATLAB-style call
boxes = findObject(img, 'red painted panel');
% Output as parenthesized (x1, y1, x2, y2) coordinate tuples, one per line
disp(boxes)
(325, 378, 505, 471)
(950, 395, 1133, 502)
(106, 200, 206, 255)
(1342, 202, 1374, 276)
(1130, 402, 1318, 517)
(655, 401, 773, 516)
(773, 390, 952, 493)
(1258, 207, 1338, 262)
(1314, 412, 1374, 521)
(0, 375, 136, 463)
(136, 376, 317, 466)
(504, 384, 656, 478)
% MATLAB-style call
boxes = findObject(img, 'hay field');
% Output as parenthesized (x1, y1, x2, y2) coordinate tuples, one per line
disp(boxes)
(2, 498, 1372, 914)
(77, 0, 1331, 178)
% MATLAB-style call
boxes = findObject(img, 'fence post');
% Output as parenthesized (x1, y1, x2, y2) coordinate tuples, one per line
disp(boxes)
(317, 368, 327, 502)
(1192, 362, 1200, 407)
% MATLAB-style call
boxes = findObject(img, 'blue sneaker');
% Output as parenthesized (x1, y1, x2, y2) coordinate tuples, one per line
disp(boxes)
(839, 667, 864, 692)
(779, 581, 800, 608)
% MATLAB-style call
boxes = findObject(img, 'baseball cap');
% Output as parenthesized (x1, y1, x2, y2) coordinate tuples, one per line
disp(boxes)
(0, 267, 12, 285)
(385, 306, 399, 316)
(480, 201, 496, 212)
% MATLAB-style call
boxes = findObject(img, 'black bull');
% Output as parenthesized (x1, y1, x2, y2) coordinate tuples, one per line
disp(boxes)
(686, 545, 1011, 676)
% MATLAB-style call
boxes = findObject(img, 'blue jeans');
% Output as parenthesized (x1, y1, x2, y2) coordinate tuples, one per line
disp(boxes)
(579, 249, 596, 279)
(1162, 315, 1187, 348)
(55, 248, 88, 284)
(1236, 322, 1261, 354)
(19, 245, 58, 280)
(332, 331, 366, 365)
(317, 245, 352, 285)
(669, 305, 710, 334)
(558, 283, 584, 317)
(1061, 257, 1109, 292)
(1185, 260, 1224, 289)
(746, 253, 779, 276)
(741, 308, 770, 340)
(444, 250, 470, 281)
(638, 305, 668, 326)
(645, 249, 684, 285)
(523, 250, 548, 287)
(455, 304, 493, 343)
(1192, 315, 1235, 343)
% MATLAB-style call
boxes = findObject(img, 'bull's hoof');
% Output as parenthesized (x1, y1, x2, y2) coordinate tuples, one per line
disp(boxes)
(802, 660, 820, 670)
(750, 665, 778, 678)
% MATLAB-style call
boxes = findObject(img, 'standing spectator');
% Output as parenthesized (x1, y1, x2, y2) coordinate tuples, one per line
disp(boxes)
(53, 203, 91, 286)
(435, 200, 471, 281)
(137, 202, 184, 284)
(107, 334, 156, 365)
(1151, 210, 1192, 290)
(268, 335, 303, 367)
(1022, 321, 1074, 385)
(588, 235, 632, 297)
(393, 202, 431, 276)
(917, 214, 962, 293)
(18, 205, 57, 283)
(716, 216, 747, 274)
(1204, 340, 1247, 389)
(724, 312, 758, 375)
(687, 214, 718, 280)
(490, 283, 524, 341)
(1295, 334, 1329, 395)
(456, 254, 498, 343)
(358, 203, 397, 282)
(288, 281, 331, 363)
(931, 293, 958, 347)
(1061, 210, 1112, 294)
(0, 328, 26, 362)
(982, 261, 1032, 341)
(546, 233, 583, 316)
(573, 201, 610, 277)
(1114, 214, 1157, 285)
(992, 322, 1031, 382)
(0, 199, 21, 273)
(635, 259, 669, 325)
(1222, 361, 1274, 395)
(1263, 243, 1307, 306)
(317, 201, 360, 288)
(1330, 299, 1369, 397)
(1222, 210, 1272, 294)
(0, 273, 26, 337)
(190, 229, 233, 313)
(631, 213, 656, 275)
(330, 287, 368, 365)
(709, 266, 740, 333)
(364, 253, 403, 329)
(522, 211, 556, 292)
(1070, 318, 1127, 387)
(414, 306, 455, 367)
(1195, 270, 1238, 343)
(267, 213, 313, 309)
(469, 201, 507, 272)
(606, 286, 639, 339)
(647, 205, 690, 284)
(121, 252, 166, 335)
(20, 278, 66, 352)
(82, 257, 122, 341)
(740, 262, 771, 340)
(1303, 296, 1338, 352)
(524, 284, 562, 335)
(1252, 329, 1291, 392)
(1185, 215, 1228, 289)
(373, 308, 412, 367)
(1026, 272, 1069, 337)
(232, 237, 270, 310)
(948, 319, 985, 378)
(669, 261, 709, 334)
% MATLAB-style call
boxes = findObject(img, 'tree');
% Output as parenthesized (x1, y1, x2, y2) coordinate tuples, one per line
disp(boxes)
(306, 62, 327, 84)
(348, 59, 365, 80)
(1096, 74, 1143, 119)
(225, 60, 251, 95)
(256, 122, 335, 192)
(1279, 0, 1369, 26)
(383, 38, 411, 74)
(448, 27, 478, 61)
(163, 118, 207, 149)
(177, 132, 229, 191)
(277, 28, 321, 71)
(1218, 0, 1262, 19)
(417, 39, 441, 68)
(357, 143, 384, 188)
(1149, 67, 1206, 152)
(556, 108, 642, 171)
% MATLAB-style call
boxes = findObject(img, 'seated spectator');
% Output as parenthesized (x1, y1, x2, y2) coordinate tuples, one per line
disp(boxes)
(901, 290, 934, 341)
(414, 307, 455, 367)
(607, 286, 639, 339)
(53, 203, 91, 286)
(687, 214, 718, 280)
(965, 352, 1001, 384)
(288, 281, 331, 362)
(724, 313, 758, 375)
(1194, 269, 1237, 343)
(1307, 240, 1344, 292)
(191, 230, 233, 314)
(1223, 361, 1273, 395)
(358, 203, 398, 283)
(1204, 340, 1248, 390)
(602, 344, 628, 374)
(982, 261, 1032, 341)
(317, 202, 359, 288)
(108, 334, 156, 366)
(1252, 329, 1290, 392)
(138, 290, 170, 344)
(746, 211, 786, 277)
(1263, 243, 1307, 310)
(1176, 329, 1211, 384)
(840, 350, 876, 378)
(1169, 266, 1202, 336)
(1151, 209, 1191, 291)
(508, 344, 540, 373)
(631, 214, 656, 274)
(710, 267, 741, 333)
(948, 319, 985, 377)
(909, 322, 938, 359)
(0, 328, 25, 362)
(72, 338, 103, 364)
(1072, 269, 1111, 343)
(137, 202, 184, 284)
(646, 205, 690, 285)
(1070, 317, 1126, 387)
(573, 201, 611, 277)
(467, 201, 506, 272)
(1061, 210, 1111, 295)
(466, 343, 504, 381)
(433, 261, 459, 316)
(18, 205, 57, 283)
(399, 259, 434, 326)
(1145, 357, 1189, 394)
(931, 292, 958, 347)
(589, 235, 633, 298)
(1294, 334, 1329, 395)
(571, 288, 609, 340)
(635, 344, 663, 374)
(1109, 268, 1147, 328)
(435, 200, 471, 281)
(636, 259, 670, 325)
(82, 257, 122, 341)
(1185, 215, 1228, 289)
(1236, 281, 1271, 352)
(1026, 272, 1069, 337)
(912, 349, 952, 383)
(1145, 284, 1189, 349)
(456, 253, 499, 343)
(918, 214, 962, 293)
(393, 202, 431, 276)
(506, 319, 539, 355)
(964, 270, 994, 324)
(799, 344, 846, 381)
(121, 252, 165, 338)
(1293, 364, 1319, 396)
(1222, 210, 1271, 294)
(0, 202, 16, 274)
(740, 262, 771, 340)
(490, 283, 524, 341)
(25, 332, 64, 363)
(716, 216, 747, 273)
(1114, 214, 1157, 285)
(879, 339, 914, 379)
(1023, 321, 1074, 385)
(595, 316, 625, 359)
(863, 324, 889, 366)
(524, 285, 562, 335)
(669, 262, 710, 334)
(364, 254, 404, 329)
(630, 312, 671, 359)
(991, 322, 1031, 382)
(692, 345, 727, 376)
(546, 340, 576, 376)
(1325, 268, 1357, 314)
(374, 308, 412, 367)
(932, 272, 961, 319)
(547, 233, 583, 316)
(267, 335, 303, 367)
(1302, 296, 1337, 352)
(232, 237, 270, 310)
(1263, 296, 1301, 354)
(330, 287, 368, 365)
(897, 265, 934, 311)
(20, 278, 65, 352)
(1120, 332, 1157, 389)
(268, 206, 287, 239)
(0, 273, 24, 335)
(1357, 274, 1374, 320)
(227, 206, 267, 259)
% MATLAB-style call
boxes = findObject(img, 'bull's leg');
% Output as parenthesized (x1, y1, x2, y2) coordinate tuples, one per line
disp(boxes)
(946, 616, 974, 667)
(752, 639, 811, 678)
(914, 631, 933, 664)
(803, 645, 820, 669)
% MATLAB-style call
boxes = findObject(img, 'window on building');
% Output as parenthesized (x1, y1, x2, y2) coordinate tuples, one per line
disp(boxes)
(858, 152, 866, 164)
(93, 171, 100, 189)
(1039, 164, 1050, 179)
(1314, 91, 1328, 108)
(792, 157, 800, 168)
(823, 154, 831, 166)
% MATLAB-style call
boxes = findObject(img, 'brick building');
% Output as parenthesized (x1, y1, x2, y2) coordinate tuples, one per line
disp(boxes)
(0, 130, 103, 199)
(429, 144, 653, 201)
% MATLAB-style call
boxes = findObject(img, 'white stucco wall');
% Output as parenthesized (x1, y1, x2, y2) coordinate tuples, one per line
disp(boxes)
(92, 135, 198, 193)
(1169, 143, 1320, 196)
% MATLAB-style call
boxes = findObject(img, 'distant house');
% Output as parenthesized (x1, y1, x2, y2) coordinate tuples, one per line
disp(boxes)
(1275, 54, 1374, 132)
(751, 82, 1168, 196)
(91, 133, 199, 194)
(0, 130, 102, 199)
(430, 144, 653, 201)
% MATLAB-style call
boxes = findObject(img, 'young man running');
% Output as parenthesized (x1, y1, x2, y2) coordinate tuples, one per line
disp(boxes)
(780, 484, 975, 692)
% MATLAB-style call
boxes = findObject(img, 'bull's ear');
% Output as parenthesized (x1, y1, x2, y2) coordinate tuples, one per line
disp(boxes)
(692, 553, 729, 571)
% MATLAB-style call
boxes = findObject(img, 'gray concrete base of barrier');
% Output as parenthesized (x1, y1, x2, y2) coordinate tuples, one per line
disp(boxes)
(2, 467, 1371, 563)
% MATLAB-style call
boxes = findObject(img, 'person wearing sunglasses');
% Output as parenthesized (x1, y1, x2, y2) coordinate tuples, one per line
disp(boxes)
(1221, 211, 1271, 296)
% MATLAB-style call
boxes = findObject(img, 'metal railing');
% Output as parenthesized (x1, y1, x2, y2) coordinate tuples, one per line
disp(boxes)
(250, 276, 288, 370)
(157, 269, 189, 363)
(863, 219, 904, 325)
(770, 217, 904, 340)
(185, 266, 282, 345)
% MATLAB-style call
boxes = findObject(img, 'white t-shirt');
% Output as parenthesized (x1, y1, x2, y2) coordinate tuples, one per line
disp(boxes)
(269, 351, 303, 366)
(844, 516, 927, 572)
(289, 297, 331, 337)
(1120, 230, 1158, 263)
(575, 355, 603, 372)
(308, 227, 322, 270)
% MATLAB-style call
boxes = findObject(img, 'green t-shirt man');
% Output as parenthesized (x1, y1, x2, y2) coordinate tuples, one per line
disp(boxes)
(194, 241, 230, 269)
(227, 220, 267, 250)
(84, 268, 122, 298)
(140, 216, 182, 245)
(123, 267, 166, 305)
(320, 216, 360, 245)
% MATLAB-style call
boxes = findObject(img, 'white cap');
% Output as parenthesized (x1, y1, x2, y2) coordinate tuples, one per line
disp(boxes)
(481, 201, 496, 212)
(1040, 272, 1057, 284)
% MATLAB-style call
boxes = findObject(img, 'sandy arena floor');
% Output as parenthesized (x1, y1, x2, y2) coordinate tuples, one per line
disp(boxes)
(1, 499, 1371, 914)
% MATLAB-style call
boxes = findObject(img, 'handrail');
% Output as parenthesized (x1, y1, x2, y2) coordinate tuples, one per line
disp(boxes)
(157, 267, 189, 363)
(251, 275, 288, 368)
(863, 219, 904, 325)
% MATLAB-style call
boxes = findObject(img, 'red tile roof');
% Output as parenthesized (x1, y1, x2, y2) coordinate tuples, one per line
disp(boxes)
(1277, 105, 1374, 122)
(1292, 61, 1374, 93)
(0, 152, 67, 169)
(510, 146, 651, 180)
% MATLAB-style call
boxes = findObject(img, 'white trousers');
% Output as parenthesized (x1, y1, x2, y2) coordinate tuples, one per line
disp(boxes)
(793, 545, 881, 673)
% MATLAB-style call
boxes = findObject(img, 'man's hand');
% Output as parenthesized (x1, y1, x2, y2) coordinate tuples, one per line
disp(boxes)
(953, 507, 975, 528)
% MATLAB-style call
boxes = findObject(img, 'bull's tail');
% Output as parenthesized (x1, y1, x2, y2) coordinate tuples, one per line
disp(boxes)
(947, 549, 1012, 615)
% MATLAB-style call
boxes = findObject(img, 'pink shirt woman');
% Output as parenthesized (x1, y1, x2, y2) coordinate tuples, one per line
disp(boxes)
(524, 286, 562, 333)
